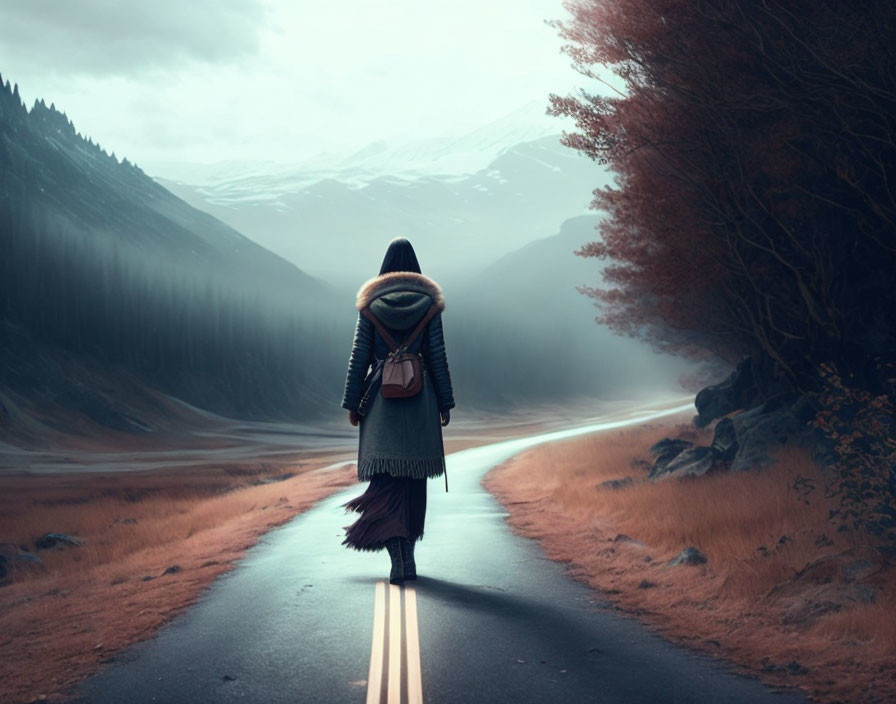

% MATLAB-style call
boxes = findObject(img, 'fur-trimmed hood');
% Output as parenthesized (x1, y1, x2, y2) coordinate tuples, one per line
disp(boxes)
(355, 271, 445, 311)
(355, 271, 445, 331)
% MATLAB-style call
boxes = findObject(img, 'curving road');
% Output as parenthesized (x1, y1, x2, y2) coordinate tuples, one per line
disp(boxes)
(74, 403, 805, 703)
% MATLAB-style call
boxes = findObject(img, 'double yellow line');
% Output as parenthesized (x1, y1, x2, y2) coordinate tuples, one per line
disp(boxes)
(367, 581, 423, 704)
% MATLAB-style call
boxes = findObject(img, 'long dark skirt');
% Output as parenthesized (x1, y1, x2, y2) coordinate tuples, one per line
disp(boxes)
(341, 473, 427, 552)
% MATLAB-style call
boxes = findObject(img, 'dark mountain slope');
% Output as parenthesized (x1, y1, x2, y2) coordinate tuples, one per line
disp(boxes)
(0, 85, 320, 292)
(445, 216, 689, 407)
(0, 75, 343, 437)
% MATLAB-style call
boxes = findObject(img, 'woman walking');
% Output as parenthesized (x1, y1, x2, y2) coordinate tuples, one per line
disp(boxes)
(340, 237, 455, 584)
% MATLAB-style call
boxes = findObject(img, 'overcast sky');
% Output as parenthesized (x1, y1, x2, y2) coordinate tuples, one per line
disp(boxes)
(0, 0, 602, 165)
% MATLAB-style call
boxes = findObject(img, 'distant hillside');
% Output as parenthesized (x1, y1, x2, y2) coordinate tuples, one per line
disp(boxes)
(444, 216, 689, 408)
(0, 74, 344, 440)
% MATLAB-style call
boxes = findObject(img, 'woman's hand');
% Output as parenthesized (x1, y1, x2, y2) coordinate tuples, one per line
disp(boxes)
(440, 409, 450, 427)
(349, 410, 359, 426)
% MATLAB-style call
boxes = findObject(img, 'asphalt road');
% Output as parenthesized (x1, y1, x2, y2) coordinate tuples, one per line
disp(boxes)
(74, 403, 805, 703)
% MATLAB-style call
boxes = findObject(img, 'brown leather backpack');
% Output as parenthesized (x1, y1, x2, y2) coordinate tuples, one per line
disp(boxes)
(362, 303, 439, 398)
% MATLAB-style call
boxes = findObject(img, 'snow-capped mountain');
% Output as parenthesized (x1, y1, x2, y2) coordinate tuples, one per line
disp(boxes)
(146, 102, 606, 285)
(146, 101, 569, 197)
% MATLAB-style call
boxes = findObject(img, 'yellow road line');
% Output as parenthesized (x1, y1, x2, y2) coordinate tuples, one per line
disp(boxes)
(388, 583, 403, 704)
(405, 585, 423, 704)
(366, 581, 386, 704)
(367, 579, 424, 704)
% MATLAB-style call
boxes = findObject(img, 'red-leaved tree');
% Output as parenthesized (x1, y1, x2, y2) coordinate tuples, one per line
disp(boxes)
(550, 0, 896, 394)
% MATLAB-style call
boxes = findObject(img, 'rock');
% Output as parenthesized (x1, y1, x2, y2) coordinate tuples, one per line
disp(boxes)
(662, 391, 831, 477)
(785, 547, 884, 587)
(0, 543, 43, 582)
(35, 533, 83, 550)
(114, 517, 137, 526)
(162, 564, 181, 575)
(651, 445, 718, 481)
(649, 438, 693, 461)
(638, 580, 657, 589)
(695, 358, 757, 427)
(668, 547, 707, 566)
(647, 438, 693, 479)
(600, 477, 633, 490)
(612, 533, 644, 546)
(729, 393, 815, 471)
(652, 384, 832, 482)
(765, 547, 885, 627)
(710, 417, 738, 460)
(649, 417, 740, 481)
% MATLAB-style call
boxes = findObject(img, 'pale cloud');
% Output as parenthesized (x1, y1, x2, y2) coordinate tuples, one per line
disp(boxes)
(0, 0, 595, 164)
(0, 0, 266, 75)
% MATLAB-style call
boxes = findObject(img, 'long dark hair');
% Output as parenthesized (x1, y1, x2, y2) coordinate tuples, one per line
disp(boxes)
(378, 237, 421, 275)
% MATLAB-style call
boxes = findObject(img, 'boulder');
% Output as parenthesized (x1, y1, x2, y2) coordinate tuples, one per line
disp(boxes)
(600, 477, 634, 490)
(710, 417, 739, 460)
(35, 533, 83, 550)
(766, 547, 886, 628)
(651, 389, 830, 481)
(668, 546, 707, 566)
(612, 533, 645, 547)
(649, 437, 693, 462)
(0, 543, 43, 582)
(648, 438, 697, 479)
(694, 358, 756, 427)
(729, 393, 815, 471)
(775, 546, 885, 589)
(651, 445, 718, 481)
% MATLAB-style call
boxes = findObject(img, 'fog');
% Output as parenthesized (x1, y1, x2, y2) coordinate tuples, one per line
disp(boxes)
(1, 2, 689, 435)
(143, 105, 692, 413)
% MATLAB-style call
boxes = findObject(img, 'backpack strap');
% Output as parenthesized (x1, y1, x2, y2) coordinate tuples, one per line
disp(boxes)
(362, 303, 439, 353)
(361, 307, 399, 352)
(402, 303, 439, 351)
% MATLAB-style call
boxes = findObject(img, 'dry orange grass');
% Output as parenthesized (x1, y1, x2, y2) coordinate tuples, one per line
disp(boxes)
(484, 414, 896, 704)
(0, 461, 357, 703)
(0, 424, 512, 704)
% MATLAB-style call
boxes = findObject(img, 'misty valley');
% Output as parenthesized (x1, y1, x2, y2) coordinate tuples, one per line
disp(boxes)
(0, 76, 683, 465)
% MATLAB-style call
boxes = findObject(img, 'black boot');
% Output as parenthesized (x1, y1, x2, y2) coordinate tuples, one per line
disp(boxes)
(399, 538, 417, 580)
(384, 537, 404, 585)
